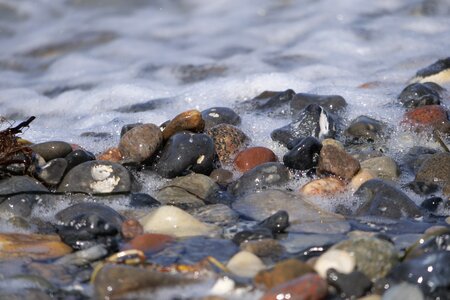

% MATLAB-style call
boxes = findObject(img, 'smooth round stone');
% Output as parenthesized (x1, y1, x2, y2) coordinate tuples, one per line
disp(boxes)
(122, 233, 174, 254)
(0, 176, 48, 196)
(345, 115, 386, 140)
(402, 105, 450, 133)
(156, 173, 219, 208)
(139, 205, 219, 237)
(0, 194, 38, 218)
(260, 273, 328, 300)
(333, 237, 398, 281)
(162, 109, 205, 140)
(121, 219, 144, 240)
(300, 177, 346, 196)
(232, 227, 274, 245)
(271, 104, 337, 146)
(206, 124, 249, 163)
(226, 251, 266, 277)
(30, 141, 73, 161)
(410, 57, 450, 84)
(326, 269, 372, 299)
(360, 156, 399, 181)
(65, 149, 96, 171)
(382, 283, 424, 300)
(350, 169, 377, 191)
(56, 202, 124, 250)
(119, 123, 162, 163)
(290, 93, 347, 114)
(317, 144, 360, 180)
(254, 258, 314, 289)
(415, 152, 450, 190)
(96, 147, 123, 162)
(201, 107, 241, 129)
(209, 168, 234, 186)
(283, 136, 322, 170)
(398, 82, 442, 108)
(228, 162, 290, 196)
(420, 196, 443, 212)
(257, 210, 289, 234)
(189, 204, 239, 227)
(314, 249, 355, 278)
(57, 161, 131, 194)
(354, 179, 423, 219)
(204, 189, 235, 206)
(321, 138, 344, 150)
(240, 239, 285, 259)
(120, 122, 142, 137)
(154, 131, 216, 178)
(234, 147, 277, 172)
(35, 158, 67, 185)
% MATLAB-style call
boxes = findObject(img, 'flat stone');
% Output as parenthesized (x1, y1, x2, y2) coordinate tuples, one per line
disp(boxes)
(162, 109, 205, 140)
(300, 177, 346, 196)
(190, 204, 239, 227)
(415, 152, 450, 192)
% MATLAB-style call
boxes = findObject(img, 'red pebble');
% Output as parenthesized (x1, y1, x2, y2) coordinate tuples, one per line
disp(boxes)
(97, 147, 123, 162)
(260, 273, 328, 300)
(402, 105, 449, 130)
(234, 147, 277, 172)
(121, 233, 174, 253)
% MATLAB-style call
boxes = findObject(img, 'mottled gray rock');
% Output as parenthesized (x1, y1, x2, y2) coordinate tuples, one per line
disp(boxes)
(345, 115, 387, 140)
(0, 176, 48, 196)
(201, 107, 241, 129)
(30, 141, 72, 161)
(317, 144, 360, 180)
(36, 158, 67, 185)
(189, 203, 239, 226)
(360, 156, 400, 180)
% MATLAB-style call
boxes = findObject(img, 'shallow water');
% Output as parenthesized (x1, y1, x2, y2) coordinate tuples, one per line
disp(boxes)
(0, 0, 450, 298)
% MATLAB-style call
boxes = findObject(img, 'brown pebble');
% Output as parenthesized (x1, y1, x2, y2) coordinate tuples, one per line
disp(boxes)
(317, 144, 360, 180)
(234, 147, 277, 172)
(209, 168, 234, 185)
(121, 219, 144, 240)
(260, 273, 328, 300)
(122, 233, 174, 253)
(97, 147, 123, 162)
(162, 109, 205, 140)
(119, 123, 163, 163)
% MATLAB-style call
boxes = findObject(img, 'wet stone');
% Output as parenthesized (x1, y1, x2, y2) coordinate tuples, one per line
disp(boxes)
(260, 273, 328, 300)
(257, 210, 290, 234)
(283, 136, 322, 170)
(120, 122, 142, 137)
(57, 160, 132, 194)
(402, 105, 450, 133)
(234, 147, 277, 172)
(398, 82, 442, 108)
(382, 283, 424, 300)
(404, 228, 450, 260)
(228, 162, 290, 196)
(206, 124, 249, 163)
(354, 179, 423, 219)
(154, 131, 216, 178)
(119, 123, 163, 163)
(238, 89, 296, 115)
(209, 168, 234, 186)
(326, 269, 372, 299)
(300, 177, 346, 197)
(121, 219, 144, 240)
(410, 57, 450, 84)
(96, 146, 123, 162)
(345, 115, 387, 141)
(290, 93, 348, 115)
(401, 146, 437, 174)
(122, 233, 174, 254)
(189, 204, 239, 227)
(420, 196, 443, 212)
(271, 104, 337, 146)
(415, 152, 450, 193)
(314, 249, 355, 278)
(129, 193, 161, 208)
(30, 141, 73, 161)
(360, 156, 400, 181)
(240, 239, 285, 260)
(233, 227, 274, 245)
(115, 97, 175, 113)
(0, 175, 49, 196)
(64, 149, 96, 171)
(56, 202, 124, 251)
(162, 109, 205, 140)
(35, 158, 67, 186)
(204, 189, 235, 206)
(317, 144, 360, 180)
(201, 107, 241, 129)
(226, 251, 266, 277)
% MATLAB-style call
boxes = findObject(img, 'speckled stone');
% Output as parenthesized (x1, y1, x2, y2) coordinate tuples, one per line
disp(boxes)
(234, 147, 277, 172)
(317, 144, 360, 180)
(162, 109, 205, 140)
(402, 105, 450, 133)
(206, 124, 249, 163)
(345, 115, 387, 141)
(119, 123, 162, 163)
(360, 156, 400, 181)
(415, 152, 450, 194)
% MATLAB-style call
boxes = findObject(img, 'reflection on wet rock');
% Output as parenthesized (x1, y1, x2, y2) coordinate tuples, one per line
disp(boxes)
(283, 136, 322, 171)
(201, 107, 241, 129)
(290, 93, 347, 115)
(30, 141, 73, 161)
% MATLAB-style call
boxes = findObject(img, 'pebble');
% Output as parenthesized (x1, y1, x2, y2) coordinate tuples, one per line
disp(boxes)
(96, 146, 123, 162)
(209, 168, 234, 186)
(55, 244, 108, 266)
(201, 107, 241, 129)
(290, 93, 347, 115)
(354, 179, 423, 219)
(398, 82, 442, 108)
(326, 269, 372, 299)
(321, 138, 344, 150)
(415, 152, 450, 193)
(139, 205, 219, 237)
(317, 144, 360, 180)
(162, 109, 205, 140)
(228, 162, 290, 196)
(420, 196, 443, 212)
(350, 168, 377, 191)
(240, 239, 285, 259)
(271, 104, 337, 146)
(401, 146, 437, 174)
(57, 160, 132, 194)
(300, 177, 346, 196)
(56, 202, 124, 250)
(129, 193, 161, 208)
(226, 251, 266, 277)
(234, 147, 277, 172)
(0, 233, 72, 260)
(410, 57, 450, 84)
(30, 141, 73, 161)
(232, 228, 274, 245)
(65, 149, 96, 171)
(254, 258, 315, 289)
(0, 194, 38, 218)
(257, 210, 290, 234)
(239, 89, 295, 115)
(314, 249, 355, 278)
(0, 175, 48, 196)
(382, 283, 424, 300)
(156, 173, 218, 208)
(121, 219, 144, 239)
(118, 123, 163, 163)
(122, 233, 174, 253)
(402, 104, 450, 133)
(332, 237, 398, 281)
(154, 131, 216, 178)
(120, 122, 142, 137)
(360, 156, 400, 181)
(260, 273, 328, 300)
(35, 158, 67, 185)
(345, 115, 387, 141)
(190, 204, 239, 227)
(206, 123, 249, 163)
(283, 136, 322, 170)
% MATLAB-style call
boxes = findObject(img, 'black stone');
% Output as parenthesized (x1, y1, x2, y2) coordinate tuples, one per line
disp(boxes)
(35, 158, 67, 186)
(354, 179, 423, 219)
(64, 149, 96, 172)
(345, 115, 386, 141)
(271, 104, 336, 146)
(204, 189, 235, 206)
(154, 131, 217, 179)
(120, 123, 143, 137)
(283, 136, 322, 170)
(407, 181, 439, 196)
(238, 89, 295, 115)
(232, 227, 274, 245)
(257, 210, 289, 234)
(290, 93, 347, 115)
(129, 193, 161, 208)
(415, 57, 450, 78)
(30, 141, 73, 161)
(201, 107, 241, 129)
(327, 268, 372, 299)
(56, 203, 124, 251)
(398, 82, 442, 108)
(228, 162, 290, 196)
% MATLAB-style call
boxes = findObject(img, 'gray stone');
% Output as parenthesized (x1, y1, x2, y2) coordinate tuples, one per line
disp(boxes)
(0, 176, 49, 196)
(30, 141, 72, 161)
(360, 156, 400, 180)
(345, 115, 387, 140)
(415, 152, 450, 189)
(189, 204, 239, 226)
(201, 107, 241, 129)
(36, 158, 68, 185)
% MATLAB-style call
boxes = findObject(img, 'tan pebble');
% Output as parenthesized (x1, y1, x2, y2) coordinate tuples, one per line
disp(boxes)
(121, 219, 144, 240)
(97, 147, 123, 162)
(350, 168, 377, 191)
(226, 251, 266, 277)
(162, 109, 205, 140)
(300, 177, 346, 196)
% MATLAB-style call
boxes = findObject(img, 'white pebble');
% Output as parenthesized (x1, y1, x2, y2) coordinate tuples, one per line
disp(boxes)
(226, 251, 266, 277)
(314, 249, 355, 278)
